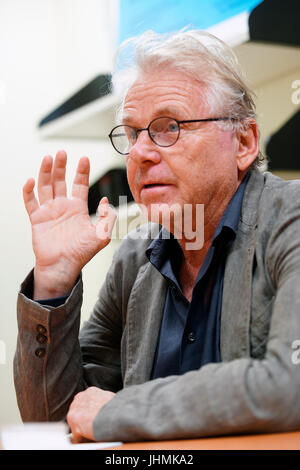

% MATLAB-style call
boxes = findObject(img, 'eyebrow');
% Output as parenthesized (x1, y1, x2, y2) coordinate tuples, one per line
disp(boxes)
(121, 113, 135, 125)
(153, 106, 183, 119)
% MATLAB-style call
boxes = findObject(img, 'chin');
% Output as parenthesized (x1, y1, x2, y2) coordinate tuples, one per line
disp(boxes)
(141, 201, 184, 233)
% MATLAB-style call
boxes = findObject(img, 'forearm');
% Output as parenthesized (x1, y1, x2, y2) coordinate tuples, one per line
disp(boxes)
(92, 268, 300, 442)
(14, 270, 85, 422)
(93, 353, 300, 442)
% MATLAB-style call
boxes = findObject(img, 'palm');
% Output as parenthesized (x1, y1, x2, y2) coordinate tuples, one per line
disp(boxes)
(23, 151, 116, 297)
(31, 196, 103, 270)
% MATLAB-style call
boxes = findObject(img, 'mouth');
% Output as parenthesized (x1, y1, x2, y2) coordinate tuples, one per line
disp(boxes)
(143, 183, 167, 189)
(142, 183, 171, 192)
(140, 183, 172, 199)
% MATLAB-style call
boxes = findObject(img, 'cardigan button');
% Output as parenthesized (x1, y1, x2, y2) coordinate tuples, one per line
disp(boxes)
(35, 348, 46, 358)
(36, 333, 47, 344)
(36, 324, 47, 335)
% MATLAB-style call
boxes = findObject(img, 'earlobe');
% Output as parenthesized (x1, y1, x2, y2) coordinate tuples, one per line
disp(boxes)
(236, 119, 259, 172)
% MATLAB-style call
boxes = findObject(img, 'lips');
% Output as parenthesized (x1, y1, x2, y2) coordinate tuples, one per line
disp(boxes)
(143, 183, 167, 188)
(141, 183, 171, 192)
(141, 178, 171, 188)
(140, 182, 172, 200)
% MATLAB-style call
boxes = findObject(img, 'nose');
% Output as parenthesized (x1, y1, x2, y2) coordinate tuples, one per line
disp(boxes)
(128, 130, 161, 165)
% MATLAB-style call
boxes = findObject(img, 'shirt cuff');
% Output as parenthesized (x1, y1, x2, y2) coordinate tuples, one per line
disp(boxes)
(36, 295, 70, 308)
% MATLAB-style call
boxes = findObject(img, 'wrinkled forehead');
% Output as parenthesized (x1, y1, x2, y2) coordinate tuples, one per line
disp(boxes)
(121, 68, 211, 123)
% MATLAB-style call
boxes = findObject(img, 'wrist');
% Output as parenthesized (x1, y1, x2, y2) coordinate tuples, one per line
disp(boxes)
(33, 263, 80, 300)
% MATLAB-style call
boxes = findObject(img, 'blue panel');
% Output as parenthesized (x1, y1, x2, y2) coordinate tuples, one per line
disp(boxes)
(119, 0, 262, 44)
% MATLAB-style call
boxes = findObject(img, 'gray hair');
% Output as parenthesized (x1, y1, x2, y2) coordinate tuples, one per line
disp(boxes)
(111, 29, 267, 170)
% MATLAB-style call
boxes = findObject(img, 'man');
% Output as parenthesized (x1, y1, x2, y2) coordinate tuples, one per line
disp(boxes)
(14, 30, 300, 442)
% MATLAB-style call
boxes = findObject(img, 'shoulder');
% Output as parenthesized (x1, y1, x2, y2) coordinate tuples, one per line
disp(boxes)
(243, 170, 300, 226)
(263, 171, 300, 197)
(253, 171, 300, 277)
(258, 171, 300, 223)
(238, 169, 300, 263)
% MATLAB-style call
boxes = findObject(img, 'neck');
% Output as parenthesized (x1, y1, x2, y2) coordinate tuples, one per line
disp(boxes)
(176, 186, 238, 300)
(177, 197, 227, 265)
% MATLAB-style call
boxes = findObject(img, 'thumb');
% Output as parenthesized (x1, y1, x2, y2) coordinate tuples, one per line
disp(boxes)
(95, 197, 117, 242)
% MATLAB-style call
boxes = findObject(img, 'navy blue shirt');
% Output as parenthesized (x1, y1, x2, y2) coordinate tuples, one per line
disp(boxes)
(149, 174, 249, 379)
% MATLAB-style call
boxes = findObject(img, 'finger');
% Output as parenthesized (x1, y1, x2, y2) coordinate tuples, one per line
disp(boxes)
(70, 431, 84, 444)
(71, 157, 90, 201)
(51, 150, 67, 198)
(37, 155, 54, 205)
(96, 199, 117, 241)
(72, 391, 84, 402)
(23, 178, 39, 217)
(66, 410, 82, 443)
(96, 196, 109, 217)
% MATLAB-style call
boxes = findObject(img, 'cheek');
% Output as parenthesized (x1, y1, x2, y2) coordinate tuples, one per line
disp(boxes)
(125, 160, 139, 200)
(197, 129, 238, 176)
(172, 141, 208, 183)
(217, 130, 237, 156)
(171, 133, 234, 198)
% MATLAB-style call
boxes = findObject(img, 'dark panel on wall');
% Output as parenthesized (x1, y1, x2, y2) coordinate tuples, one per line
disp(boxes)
(88, 168, 134, 214)
(249, 0, 300, 46)
(266, 111, 300, 170)
(38, 74, 112, 128)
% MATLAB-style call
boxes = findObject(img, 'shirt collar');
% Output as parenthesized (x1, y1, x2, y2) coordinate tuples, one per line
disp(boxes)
(212, 171, 250, 241)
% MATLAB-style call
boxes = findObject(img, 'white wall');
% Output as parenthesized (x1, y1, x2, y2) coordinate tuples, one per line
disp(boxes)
(43, 0, 118, 108)
(0, 0, 119, 426)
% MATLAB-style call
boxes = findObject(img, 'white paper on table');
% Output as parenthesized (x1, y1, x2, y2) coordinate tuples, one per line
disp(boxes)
(1, 422, 122, 450)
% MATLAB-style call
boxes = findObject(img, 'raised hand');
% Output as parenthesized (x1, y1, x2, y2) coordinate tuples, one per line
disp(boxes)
(23, 150, 117, 300)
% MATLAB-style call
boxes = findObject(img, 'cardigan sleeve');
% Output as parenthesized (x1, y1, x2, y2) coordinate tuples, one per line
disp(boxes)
(13, 260, 124, 422)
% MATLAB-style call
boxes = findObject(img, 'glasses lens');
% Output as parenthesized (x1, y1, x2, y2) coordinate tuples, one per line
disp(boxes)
(111, 126, 135, 154)
(149, 117, 179, 147)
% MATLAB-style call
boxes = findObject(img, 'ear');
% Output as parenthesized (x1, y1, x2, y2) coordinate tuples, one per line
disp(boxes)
(236, 119, 259, 172)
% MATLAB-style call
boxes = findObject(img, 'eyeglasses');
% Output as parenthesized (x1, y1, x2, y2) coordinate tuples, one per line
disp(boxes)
(108, 116, 232, 155)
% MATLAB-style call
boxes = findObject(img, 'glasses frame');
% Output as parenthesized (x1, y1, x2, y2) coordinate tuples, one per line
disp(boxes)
(108, 116, 233, 155)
